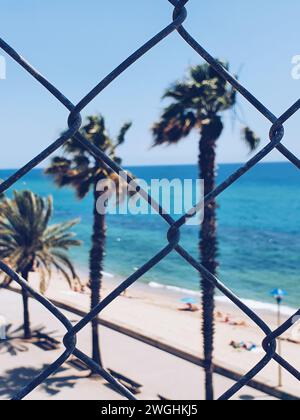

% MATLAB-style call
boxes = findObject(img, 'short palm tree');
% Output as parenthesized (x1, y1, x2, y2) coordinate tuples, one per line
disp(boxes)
(0, 190, 80, 339)
(152, 62, 259, 400)
(46, 114, 132, 369)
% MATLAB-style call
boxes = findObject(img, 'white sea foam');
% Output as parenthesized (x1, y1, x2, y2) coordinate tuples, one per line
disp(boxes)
(102, 271, 115, 279)
(148, 282, 164, 289)
(75, 268, 115, 280)
(148, 281, 201, 297)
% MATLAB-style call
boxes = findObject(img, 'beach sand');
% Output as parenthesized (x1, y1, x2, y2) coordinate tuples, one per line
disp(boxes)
(14, 271, 300, 397)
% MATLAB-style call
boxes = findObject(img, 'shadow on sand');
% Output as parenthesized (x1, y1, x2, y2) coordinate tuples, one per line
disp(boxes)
(0, 364, 88, 399)
(0, 324, 61, 357)
(0, 323, 89, 399)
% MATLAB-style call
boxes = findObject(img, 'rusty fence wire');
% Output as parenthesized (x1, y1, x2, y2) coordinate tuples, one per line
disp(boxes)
(0, 0, 300, 401)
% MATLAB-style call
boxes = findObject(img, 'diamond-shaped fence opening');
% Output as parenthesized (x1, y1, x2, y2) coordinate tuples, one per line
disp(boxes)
(0, 0, 299, 400)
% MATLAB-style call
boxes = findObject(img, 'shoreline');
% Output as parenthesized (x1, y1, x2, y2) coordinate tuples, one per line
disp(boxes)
(78, 267, 297, 322)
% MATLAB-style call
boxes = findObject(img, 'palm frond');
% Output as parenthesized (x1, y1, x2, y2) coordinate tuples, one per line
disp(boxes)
(117, 122, 132, 146)
(0, 191, 81, 293)
(153, 60, 259, 153)
(45, 114, 133, 203)
(242, 127, 261, 152)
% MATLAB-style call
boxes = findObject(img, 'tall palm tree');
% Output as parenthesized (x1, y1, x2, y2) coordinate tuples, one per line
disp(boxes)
(152, 62, 259, 400)
(0, 190, 80, 339)
(46, 114, 132, 369)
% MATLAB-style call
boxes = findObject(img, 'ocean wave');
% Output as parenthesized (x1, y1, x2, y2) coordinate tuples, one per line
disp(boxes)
(103, 271, 115, 279)
(148, 281, 201, 297)
(75, 268, 115, 280)
(148, 281, 296, 316)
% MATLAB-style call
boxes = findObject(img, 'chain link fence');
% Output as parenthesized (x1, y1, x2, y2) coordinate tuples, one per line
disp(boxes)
(0, 0, 299, 400)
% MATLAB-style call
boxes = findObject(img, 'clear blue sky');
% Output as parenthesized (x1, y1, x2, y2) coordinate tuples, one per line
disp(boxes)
(0, 0, 299, 168)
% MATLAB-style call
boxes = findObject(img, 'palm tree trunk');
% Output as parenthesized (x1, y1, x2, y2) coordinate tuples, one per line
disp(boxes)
(89, 178, 106, 370)
(199, 124, 220, 401)
(21, 264, 33, 340)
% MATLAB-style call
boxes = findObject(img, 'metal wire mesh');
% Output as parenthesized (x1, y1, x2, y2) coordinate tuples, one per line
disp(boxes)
(0, 0, 299, 401)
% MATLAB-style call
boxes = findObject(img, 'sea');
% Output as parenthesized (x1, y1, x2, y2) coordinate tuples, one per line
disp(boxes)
(0, 162, 299, 314)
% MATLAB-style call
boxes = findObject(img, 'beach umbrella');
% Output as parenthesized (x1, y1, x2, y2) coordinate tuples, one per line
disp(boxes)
(270, 288, 287, 388)
(180, 297, 198, 305)
(270, 288, 287, 304)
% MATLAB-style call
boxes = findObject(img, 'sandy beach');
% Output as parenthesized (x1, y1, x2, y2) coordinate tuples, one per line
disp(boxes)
(0, 288, 279, 400)
(10, 269, 296, 398)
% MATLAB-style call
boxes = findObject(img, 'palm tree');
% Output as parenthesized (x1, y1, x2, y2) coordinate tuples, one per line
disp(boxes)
(0, 190, 80, 339)
(152, 62, 259, 400)
(45, 114, 132, 370)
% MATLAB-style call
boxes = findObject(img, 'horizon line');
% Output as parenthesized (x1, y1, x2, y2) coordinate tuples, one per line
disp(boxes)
(0, 161, 291, 171)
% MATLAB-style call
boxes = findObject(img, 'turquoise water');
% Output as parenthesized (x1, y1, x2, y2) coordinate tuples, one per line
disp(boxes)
(1, 162, 299, 309)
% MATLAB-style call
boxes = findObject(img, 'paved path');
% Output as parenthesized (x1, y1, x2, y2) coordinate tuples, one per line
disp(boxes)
(0, 289, 276, 400)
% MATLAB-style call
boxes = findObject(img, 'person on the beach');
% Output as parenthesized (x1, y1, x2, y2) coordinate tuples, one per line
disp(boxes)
(178, 302, 199, 312)
(178, 297, 199, 312)
(230, 341, 257, 351)
(216, 312, 246, 327)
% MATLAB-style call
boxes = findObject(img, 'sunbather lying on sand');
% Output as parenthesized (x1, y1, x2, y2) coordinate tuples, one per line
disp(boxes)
(178, 303, 199, 312)
(216, 312, 246, 327)
(230, 341, 257, 352)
